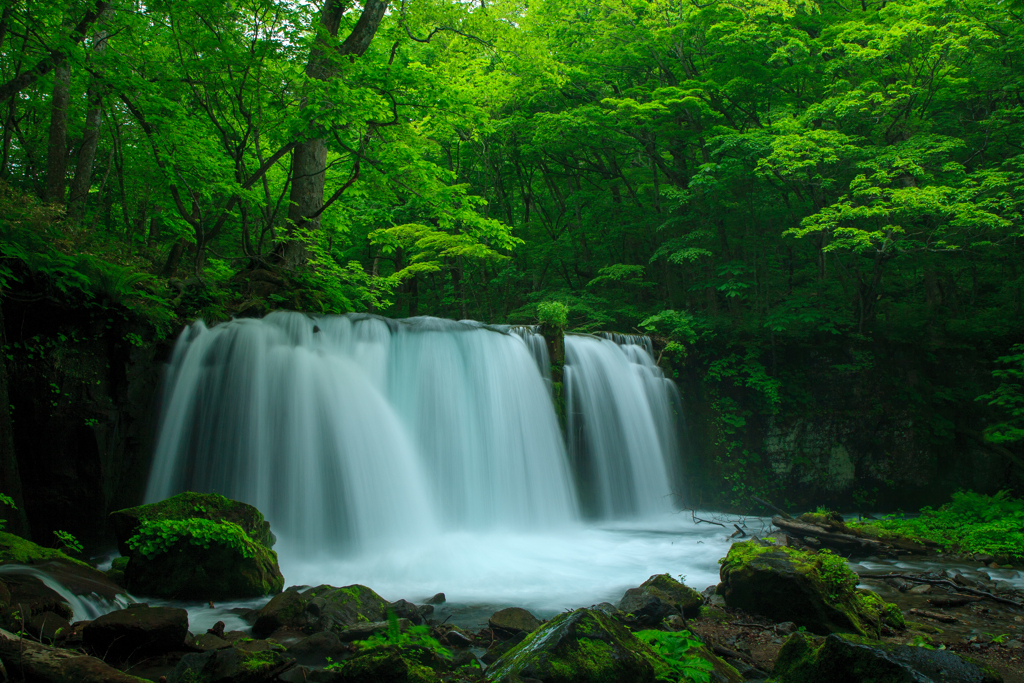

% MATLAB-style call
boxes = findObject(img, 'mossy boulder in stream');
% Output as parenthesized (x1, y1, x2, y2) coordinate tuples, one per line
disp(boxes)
(773, 632, 1003, 682)
(110, 492, 275, 555)
(113, 494, 283, 600)
(618, 573, 703, 626)
(486, 607, 659, 683)
(252, 584, 391, 638)
(719, 541, 903, 637)
(0, 530, 91, 569)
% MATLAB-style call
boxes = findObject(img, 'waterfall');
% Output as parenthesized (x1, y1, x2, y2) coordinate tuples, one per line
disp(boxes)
(564, 335, 680, 518)
(147, 312, 682, 556)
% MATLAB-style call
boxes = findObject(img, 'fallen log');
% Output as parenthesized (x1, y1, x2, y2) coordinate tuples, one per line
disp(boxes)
(0, 627, 149, 683)
(771, 517, 893, 554)
(909, 608, 958, 624)
(859, 573, 1024, 609)
(928, 595, 984, 609)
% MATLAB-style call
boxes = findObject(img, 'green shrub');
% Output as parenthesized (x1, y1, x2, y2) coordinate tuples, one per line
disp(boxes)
(537, 301, 569, 330)
(635, 630, 714, 683)
(126, 518, 258, 560)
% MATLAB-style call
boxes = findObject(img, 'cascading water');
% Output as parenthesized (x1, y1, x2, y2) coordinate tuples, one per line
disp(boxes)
(564, 335, 681, 518)
(146, 311, 720, 611)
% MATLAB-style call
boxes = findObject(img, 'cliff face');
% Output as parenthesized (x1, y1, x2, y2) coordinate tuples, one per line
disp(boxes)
(675, 338, 1022, 512)
(0, 291, 167, 546)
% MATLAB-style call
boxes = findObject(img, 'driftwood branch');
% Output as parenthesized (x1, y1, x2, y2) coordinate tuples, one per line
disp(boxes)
(688, 509, 725, 528)
(772, 517, 892, 554)
(860, 573, 1024, 609)
(908, 608, 959, 624)
(730, 524, 747, 538)
(0, 628, 148, 683)
(753, 496, 793, 520)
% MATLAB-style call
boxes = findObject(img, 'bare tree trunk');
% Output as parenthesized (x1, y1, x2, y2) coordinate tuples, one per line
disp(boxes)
(43, 61, 71, 203)
(280, 0, 387, 269)
(69, 18, 111, 221)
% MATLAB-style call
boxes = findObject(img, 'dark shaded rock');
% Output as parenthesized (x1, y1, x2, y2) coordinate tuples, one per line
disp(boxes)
(488, 607, 541, 635)
(390, 599, 424, 625)
(106, 556, 129, 588)
(338, 618, 412, 642)
(424, 593, 445, 605)
(486, 607, 658, 683)
(27, 610, 71, 643)
(83, 605, 188, 662)
(719, 541, 904, 636)
(2, 573, 73, 624)
(315, 647, 437, 682)
(110, 492, 274, 556)
(170, 646, 292, 683)
(589, 602, 622, 620)
(618, 588, 673, 627)
(288, 630, 347, 663)
(252, 584, 390, 638)
(639, 574, 703, 617)
(773, 632, 1003, 682)
(208, 620, 226, 638)
(191, 633, 233, 651)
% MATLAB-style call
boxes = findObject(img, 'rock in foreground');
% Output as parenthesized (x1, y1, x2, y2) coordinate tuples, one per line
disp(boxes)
(83, 605, 189, 662)
(719, 541, 903, 636)
(773, 632, 1003, 682)
(486, 607, 658, 683)
(618, 573, 703, 626)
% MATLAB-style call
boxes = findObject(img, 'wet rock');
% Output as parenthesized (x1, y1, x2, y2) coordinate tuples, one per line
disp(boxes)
(773, 632, 1003, 682)
(110, 492, 275, 555)
(27, 610, 71, 643)
(190, 633, 233, 651)
(618, 574, 702, 627)
(288, 630, 347, 664)
(664, 614, 686, 631)
(106, 556, 129, 588)
(776, 621, 798, 635)
(389, 599, 425, 625)
(252, 590, 308, 637)
(487, 607, 658, 682)
(719, 541, 904, 636)
(424, 593, 446, 605)
(171, 646, 292, 683)
(488, 607, 542, 636)
(83, 605, 189, 662)
(908, 584, 932, 595)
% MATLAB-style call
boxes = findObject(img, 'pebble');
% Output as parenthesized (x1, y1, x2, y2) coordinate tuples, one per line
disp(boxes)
(908, 585, 932, 595)
(1007, 640, 1023, 649)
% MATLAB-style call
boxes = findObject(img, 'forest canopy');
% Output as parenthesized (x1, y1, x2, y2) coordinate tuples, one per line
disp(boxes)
(0, 0, 1023, 492)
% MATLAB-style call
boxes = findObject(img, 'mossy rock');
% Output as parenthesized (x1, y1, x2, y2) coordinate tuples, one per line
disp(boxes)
(328, 647, 438, 683)
(171, 645, 292, 683)
(110, 492, 274, 556)
(637, 574, 703, 617)
(252, 584, 390, 638)
(124, 531, 283, 601)
(486, 607, 658, 683)
(106, 556, 129, 588)
(773, 632, 1003, 683)
(719, 541, 903, 637)
(0, 531, 91, 569)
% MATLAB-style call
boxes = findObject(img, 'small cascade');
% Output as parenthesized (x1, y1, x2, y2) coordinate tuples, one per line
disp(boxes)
(564, 335, 680, 518)
(0, 565, 134, 620)
(507, 325, 550, 378)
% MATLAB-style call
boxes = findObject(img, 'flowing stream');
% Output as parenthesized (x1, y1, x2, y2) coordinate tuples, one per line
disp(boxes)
(145, 312, 697, 610)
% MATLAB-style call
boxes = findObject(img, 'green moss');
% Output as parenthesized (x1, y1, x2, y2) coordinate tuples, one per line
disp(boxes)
(906, 621, 942, 635)
(0, 531, 91, 569)
(111, 492, 274, 551)
(238, 648, 287, 674)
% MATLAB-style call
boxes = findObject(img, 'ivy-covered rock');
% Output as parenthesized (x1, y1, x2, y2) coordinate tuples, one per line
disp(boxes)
(112, 495, 283, 600)
(773, 632, 1003, 683)
(110, 492, 275, 556)
(252, 584, 390, 638)
(718, 541, 904, 636)
(486, 607, 659, 683)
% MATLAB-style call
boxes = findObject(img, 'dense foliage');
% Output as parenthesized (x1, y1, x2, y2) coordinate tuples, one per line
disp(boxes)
(852, 490, 1024, 560)
(0, 0, 1021, 507)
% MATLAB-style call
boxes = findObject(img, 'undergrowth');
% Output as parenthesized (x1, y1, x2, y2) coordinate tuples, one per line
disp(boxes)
(635, 629, 715, 683)
(126, 518, 258, 560)
(851, 490, 1024, 560)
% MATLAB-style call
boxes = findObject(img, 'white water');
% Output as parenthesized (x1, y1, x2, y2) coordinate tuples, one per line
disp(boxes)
(147, 312, 694, 608)
(0, 565, 134, 620)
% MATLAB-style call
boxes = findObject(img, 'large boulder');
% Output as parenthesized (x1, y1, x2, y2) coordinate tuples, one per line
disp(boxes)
(110, 492, 274, 555)
(83, 605, 189, 662)
(718, 541, 904, 636)
(486, 607, 658, 683)
(318, 648, 438, 683)
(773, 632, 1003, 683)
(618, 574, 703, 626)
(114, 494, 284, 600)
(252, 584, 390, 638)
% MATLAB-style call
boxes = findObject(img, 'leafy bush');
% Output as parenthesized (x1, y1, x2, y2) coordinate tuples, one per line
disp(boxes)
(126, 518, 258, 560)
(537, 301, 569, 330)
(635, 629, 714, 683)
(853, 490, 1024, 559)
(53, 530, 83, 555)
(0, 493, 15, 531)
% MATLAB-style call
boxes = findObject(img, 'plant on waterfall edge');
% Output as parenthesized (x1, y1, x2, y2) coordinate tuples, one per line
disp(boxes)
(0, 493, 16, 531)
(126, 518, 257, 560)
(537, 301, 569, 330)
(52, 530, 83, 555)
(849, 490, 1024, 560)
(636, 630, 714, 683)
